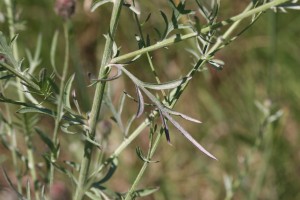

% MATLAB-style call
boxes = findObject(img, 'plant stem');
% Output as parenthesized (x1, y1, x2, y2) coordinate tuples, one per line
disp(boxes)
(92, 0, 258, 177)
(124, 129, 163, 200)
(4, 0, 39, 199)
(74, 0, 123, 199)
(111, 0, 289, 64)
(49, 22, 70, 187)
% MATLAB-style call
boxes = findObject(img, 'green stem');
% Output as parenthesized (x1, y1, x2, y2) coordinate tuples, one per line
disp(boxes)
(111, 0, 288, 64)
(74, 0, 123, 199)
(1, 88, 21, 192)
(4, 0, 39, 199)
(92, 0, 257, 177)
(124, 129, 163, 200)
(49, 22, 70, 187)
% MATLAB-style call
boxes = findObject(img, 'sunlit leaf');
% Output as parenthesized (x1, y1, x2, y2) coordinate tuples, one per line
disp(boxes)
(63, 74, 75, 109)
(17, 107, 56, 118)
(91, 0, 112, 12)
(50, 30, 59, 76)
(141, 76, 191, 90)
(128, 187, 160, 199)
(35, 128, 55, 151)
(135, 85, 144, 118)
(92, 157, 118, 185)
(136, 147, 159, 163)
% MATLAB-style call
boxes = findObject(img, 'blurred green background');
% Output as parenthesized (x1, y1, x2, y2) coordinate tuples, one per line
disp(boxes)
(0, 0, 300, 199)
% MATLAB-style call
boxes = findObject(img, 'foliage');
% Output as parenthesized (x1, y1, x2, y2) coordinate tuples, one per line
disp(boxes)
(0, 0, 299, 199)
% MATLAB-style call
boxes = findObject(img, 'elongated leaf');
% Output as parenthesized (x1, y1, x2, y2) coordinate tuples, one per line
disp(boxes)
(91, 0, 112, 12)
(88, 67, 122, 87)
(0, 32, 18, 67)
(0, 74, 14, 80)
(165, 111, 217, 160)
(17, 107, 56, 118)
(50, 30, 59, 75)
(159, 109, 170, 143)
(26, 180, 31, 200)
(129, 187, 160, 198)
(164, 107, 201, 123)
(141, 76, 191, 90)
(136, 147, 159, 163)
(92, 157, 118, 185)
(135, 85, 144, 118)
(35, 128, 55, 151)
(63, 74, 75, 109)
(160, 11, 169, 39)
(111, 64, 216, 159)
(2, 169, 26, 200)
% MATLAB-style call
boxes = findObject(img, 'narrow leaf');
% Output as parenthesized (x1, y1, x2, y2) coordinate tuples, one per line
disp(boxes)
(91, 0, 112, 12)
(92, 157, 118, 185)
(160, 11, 169, 39)
(141, 76, 191, 90)
(50, 30, 59, 75)
(135, 85, 144, 118)
(136, 147, 159, 163)
(159, 109, 170, 143)
(35, 128, 55, 151)
(164, 108, 202, 124)
(2, 169, 26, 200)
(63, 74, 75, 109)
(166, 112, 217, 160)
(130, 187, 160, 198)
(17, 107, 56, 118)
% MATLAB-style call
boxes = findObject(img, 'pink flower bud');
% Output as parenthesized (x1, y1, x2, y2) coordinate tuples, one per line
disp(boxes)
(49, 181, 71, 200)
(54, 0, 76, 19)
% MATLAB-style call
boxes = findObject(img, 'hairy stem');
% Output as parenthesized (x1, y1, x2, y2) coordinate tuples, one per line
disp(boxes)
(4, 0, 39, 199)
(74, 0, 123, 199)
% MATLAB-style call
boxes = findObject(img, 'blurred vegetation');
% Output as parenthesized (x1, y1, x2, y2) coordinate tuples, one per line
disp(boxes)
(0, 0, 300, 199)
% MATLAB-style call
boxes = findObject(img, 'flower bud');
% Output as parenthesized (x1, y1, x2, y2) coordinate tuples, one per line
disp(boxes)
(54, 0, 76, 19)
(49, 181, 71, 200)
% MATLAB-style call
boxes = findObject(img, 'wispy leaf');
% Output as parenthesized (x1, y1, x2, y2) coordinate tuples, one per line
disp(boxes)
(141, 76, 191, 90)
(92, 157, 118, 185)
(2, 169, 26, 200)
(88, 67, 122, 87)
(128, 187, 160, 199)
(50, 30, 59, 76)
(110, 64, 216, 159)
(63, 74, 75, 109)
(91, 0, 112, 12)
(164, 108, 202, 124)
(35, 128, 55, 151)
(135, 85, 144, 118)
(159, 109, 170, 143)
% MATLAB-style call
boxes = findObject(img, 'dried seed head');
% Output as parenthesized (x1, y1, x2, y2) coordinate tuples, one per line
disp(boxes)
(54, 0, 76, 19)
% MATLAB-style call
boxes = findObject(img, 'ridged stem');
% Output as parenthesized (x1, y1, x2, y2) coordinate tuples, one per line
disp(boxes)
(73, 0, 124, 199)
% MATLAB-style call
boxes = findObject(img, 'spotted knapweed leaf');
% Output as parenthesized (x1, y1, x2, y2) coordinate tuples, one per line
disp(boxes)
(141, 76, 191, 90)
(135, 85, 145, 118)
(63, 74, 75, 110)
(91, 0, 112, 12)
(159, 109, 170, 143)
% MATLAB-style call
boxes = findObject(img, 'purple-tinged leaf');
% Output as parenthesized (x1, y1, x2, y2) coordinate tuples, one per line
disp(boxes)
(141, 76, 191, 90)
(164, 107, 201, 124)
(159, 109, 170, 143)
(135, 85, 144, 118)
(88, 67, 122, 87)
(164, 111, 217, 160)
